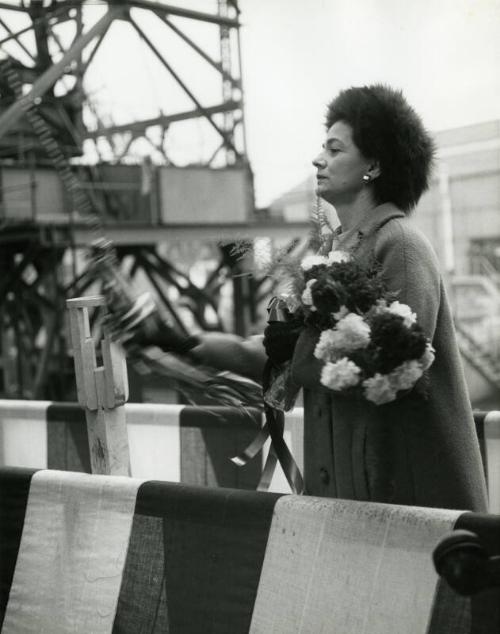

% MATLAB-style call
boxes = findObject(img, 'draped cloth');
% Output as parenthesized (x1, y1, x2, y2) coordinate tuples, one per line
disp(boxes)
(1, 468, 498, 633)
(250, 496, 467, 634)
(2, 470, 142, 634)
(0, 400, 263, 488)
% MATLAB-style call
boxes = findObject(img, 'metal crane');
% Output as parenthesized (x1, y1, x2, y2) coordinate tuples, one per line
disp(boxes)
(0, 0, 307, 401)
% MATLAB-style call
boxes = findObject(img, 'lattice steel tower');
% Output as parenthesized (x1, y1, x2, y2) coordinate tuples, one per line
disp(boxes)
(0, 0, 277, 401)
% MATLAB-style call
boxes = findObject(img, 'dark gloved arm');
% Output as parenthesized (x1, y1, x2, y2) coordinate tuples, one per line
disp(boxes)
(263, 318, 303, 365)
(193, 310, 304, 381)
(130, 313, 266, 383)
(190, 333, 267, 384)
(131, 312, 302, 384)
(130, 312, 201, 355)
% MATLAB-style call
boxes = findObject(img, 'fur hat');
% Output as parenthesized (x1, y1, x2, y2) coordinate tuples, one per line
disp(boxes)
(325, 85, 435, 212)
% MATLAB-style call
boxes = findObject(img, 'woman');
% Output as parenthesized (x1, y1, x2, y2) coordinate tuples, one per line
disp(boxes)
(288, 85, 487, 511)
(146, 85, 488, 512)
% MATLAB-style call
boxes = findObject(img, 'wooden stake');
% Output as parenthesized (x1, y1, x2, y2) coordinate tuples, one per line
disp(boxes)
(66, 296, 130, 476)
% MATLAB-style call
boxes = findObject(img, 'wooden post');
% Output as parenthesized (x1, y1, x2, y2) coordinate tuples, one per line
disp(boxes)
(66, 295, 130, 476)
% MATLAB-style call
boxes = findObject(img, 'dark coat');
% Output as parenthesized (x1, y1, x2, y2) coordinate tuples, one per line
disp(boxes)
(291, 203, 488, 511)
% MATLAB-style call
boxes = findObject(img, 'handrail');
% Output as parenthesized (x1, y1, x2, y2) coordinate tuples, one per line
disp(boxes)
(470, 254, 500, 279)
(455, 320, 497, 356)
(455, 324, 500, 394)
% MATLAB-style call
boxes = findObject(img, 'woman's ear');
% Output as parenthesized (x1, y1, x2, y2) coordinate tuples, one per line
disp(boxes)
(367, 160, 381, 180)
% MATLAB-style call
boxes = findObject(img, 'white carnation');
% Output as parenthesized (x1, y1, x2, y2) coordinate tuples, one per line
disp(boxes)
(314, 329, 342, 362)
(321, 358, 361, 391)
(362, 373, 398, 405)
(301, 279, 317, 307)
(335, 313, 371, 351)
(389, 360, 424, 391)
(301, 254, 328, 271)
(313, 314, 370, 361)
(420, 342, 435, 370)
(327, 250, 351, 264)
(387, 301, 417, 327)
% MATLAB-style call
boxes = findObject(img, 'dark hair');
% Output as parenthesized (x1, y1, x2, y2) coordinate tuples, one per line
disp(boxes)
(325, 85, 435, 212)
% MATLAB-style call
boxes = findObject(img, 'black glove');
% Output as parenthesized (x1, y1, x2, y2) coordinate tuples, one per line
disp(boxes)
(263, 317, 303, 365)
(129, 313, 200, 354)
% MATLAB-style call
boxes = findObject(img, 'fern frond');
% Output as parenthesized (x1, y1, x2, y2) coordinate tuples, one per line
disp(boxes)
(308, 197, 324, 252)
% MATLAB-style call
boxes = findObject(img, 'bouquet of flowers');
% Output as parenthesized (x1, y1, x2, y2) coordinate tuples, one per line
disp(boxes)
(282, 250, 435, 405)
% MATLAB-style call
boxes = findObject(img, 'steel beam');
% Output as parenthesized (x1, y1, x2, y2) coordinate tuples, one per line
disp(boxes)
(0, 7, 123, 140)
(0, 1, 238, 25)
(0, 22, 32, 46)
(65, 221, 311, 245)
(0, 11, 73, 47)
(80, 25, 109, 74)
(128, 16, 238, 155)
(0, 2, 25, 11)
(47, 21, 67, 56)
(0, 18, 36, 61)
(127, 0, 239, 27)
(16, 0, 230, 23)
(159, 14, 236, 85)
(84, 101, 241, 139)
(132, 249, 190, 334)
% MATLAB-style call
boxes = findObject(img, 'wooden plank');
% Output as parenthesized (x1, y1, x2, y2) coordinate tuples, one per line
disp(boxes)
(101, 335, 129, 409)
(66, 296, 130, 476)
(84, 407, 129, 476)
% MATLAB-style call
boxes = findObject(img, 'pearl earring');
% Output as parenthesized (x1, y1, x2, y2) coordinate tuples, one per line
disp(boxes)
(362, 174, 371, 182)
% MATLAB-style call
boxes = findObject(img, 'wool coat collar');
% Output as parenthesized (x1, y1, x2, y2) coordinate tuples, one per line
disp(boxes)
(320, 202, 406, 254)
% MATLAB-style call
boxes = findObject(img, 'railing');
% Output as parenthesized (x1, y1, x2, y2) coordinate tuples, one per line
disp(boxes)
(470, 253, 500, 280)
(455, 321, 500, 392)
(0, 400, 498, 511)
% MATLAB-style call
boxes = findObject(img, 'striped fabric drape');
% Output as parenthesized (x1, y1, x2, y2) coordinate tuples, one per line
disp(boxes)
(1, 468, 499, 633)
(2, 471, 142, 633)
(0, 401, 498, 509)
(0, 401, 263, 489)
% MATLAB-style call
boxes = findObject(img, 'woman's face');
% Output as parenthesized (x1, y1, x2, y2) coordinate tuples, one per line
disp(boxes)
(313, 120, 372, 206)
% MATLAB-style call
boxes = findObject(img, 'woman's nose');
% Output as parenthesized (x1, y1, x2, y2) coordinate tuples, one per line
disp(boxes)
(312, 154, 325, 168)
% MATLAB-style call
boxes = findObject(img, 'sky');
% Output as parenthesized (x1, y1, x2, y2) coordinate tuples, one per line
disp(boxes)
(238, 0, 500, 206)
(2, 0, 500, 207)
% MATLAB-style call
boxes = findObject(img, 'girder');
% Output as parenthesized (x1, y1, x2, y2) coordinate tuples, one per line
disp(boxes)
(84, 101, 241, 140)
(0, 8, 122, 138)
(0, 1, 290, 401)
(0, 237, 277, 398)
(0, 0, 246, 165)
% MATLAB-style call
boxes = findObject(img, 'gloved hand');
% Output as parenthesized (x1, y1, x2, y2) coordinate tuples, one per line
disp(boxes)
(128, 312, 200, 355)
(263, 317, 303, 365)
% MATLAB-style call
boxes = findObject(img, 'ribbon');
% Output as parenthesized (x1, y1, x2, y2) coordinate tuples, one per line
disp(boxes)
(231, 360, 304, 495)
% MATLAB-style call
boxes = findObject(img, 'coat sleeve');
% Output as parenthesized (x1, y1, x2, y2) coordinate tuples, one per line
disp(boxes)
(191, 333, 267, 383)
(373, 219, 442, 341)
